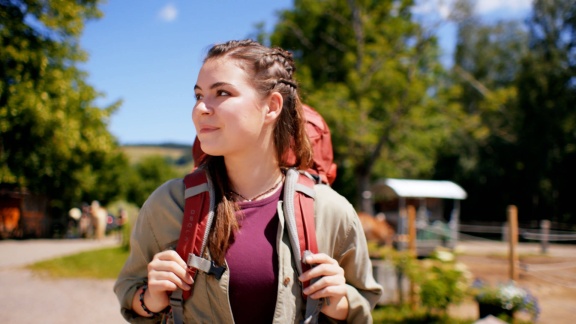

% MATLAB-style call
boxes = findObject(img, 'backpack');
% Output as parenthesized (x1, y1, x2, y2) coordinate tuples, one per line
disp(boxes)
(170, 168, 322, 323)
(192, 104, 337, 185)
(170, 105, 336, 323)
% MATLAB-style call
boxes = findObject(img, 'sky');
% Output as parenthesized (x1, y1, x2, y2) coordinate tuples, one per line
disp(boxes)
(80, 0, 532, 146)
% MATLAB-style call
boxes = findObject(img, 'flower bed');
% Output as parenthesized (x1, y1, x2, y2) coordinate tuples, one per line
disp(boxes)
(472, 280, 540, 321)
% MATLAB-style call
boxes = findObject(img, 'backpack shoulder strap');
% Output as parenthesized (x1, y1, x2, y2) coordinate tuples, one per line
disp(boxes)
(283, 168, 317, 277)
(284, 168, 326, 324)
(171, 169, 220, 323)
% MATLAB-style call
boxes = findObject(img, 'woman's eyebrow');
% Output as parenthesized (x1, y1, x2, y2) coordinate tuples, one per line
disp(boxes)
(194, 82, 233, 91)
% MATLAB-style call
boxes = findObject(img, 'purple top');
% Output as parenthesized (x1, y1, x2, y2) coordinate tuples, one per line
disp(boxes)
(225, 187, 282, 323)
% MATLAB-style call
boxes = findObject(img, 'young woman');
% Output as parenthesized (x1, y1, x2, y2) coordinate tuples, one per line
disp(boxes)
(114, 39, 382, 323)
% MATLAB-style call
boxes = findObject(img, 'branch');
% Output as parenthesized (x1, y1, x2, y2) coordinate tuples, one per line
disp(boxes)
(453, 64, 492, 97)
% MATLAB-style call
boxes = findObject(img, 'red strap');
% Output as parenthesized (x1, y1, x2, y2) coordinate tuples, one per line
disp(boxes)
(176, 170, 318, 300)
(294, 174, 318, 288)
(175, 170, 211, 300)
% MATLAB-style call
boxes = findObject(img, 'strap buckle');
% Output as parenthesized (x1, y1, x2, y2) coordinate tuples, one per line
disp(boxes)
(187, 254, 226, 280)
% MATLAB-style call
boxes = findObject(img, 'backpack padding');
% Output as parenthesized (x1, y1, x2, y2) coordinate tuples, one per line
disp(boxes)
(175, 170, 214, 300)
(294, 176, 318, 281)
(172, 168, 320, 324)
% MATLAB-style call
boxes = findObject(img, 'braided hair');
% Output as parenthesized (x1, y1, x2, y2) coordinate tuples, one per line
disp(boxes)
(200, 40, 312, 264)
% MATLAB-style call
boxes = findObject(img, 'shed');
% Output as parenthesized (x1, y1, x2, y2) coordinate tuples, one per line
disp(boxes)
(371, 178, 467, 255)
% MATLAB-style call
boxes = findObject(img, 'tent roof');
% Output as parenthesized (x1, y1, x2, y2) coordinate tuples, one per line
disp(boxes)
(372, 178, 467, 200)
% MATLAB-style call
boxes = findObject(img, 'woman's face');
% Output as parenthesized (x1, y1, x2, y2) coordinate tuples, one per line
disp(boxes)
(193, 58, 270, 158)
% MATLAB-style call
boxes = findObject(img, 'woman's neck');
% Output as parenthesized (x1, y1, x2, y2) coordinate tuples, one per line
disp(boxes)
(225, 155, 283, 201)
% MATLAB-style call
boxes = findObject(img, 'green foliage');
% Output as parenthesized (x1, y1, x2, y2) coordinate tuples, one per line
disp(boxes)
(125, 155, 181, 207)
(435, 0, 576, 224)
(472, 280, 540, 321)
(105, 200, 139, 250)
(372, 305, 474, 324)
(512, 0, 576, 222)
(268, 0, 459, 209)
(27, 246, 129, 279)
(371, 246, 472, 316)
(0, 0, 125, 222)
(407, 249, 473, 313)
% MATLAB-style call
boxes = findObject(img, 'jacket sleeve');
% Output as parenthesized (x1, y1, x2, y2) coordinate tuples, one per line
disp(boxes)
(113, 179, 185, 323)
(313, 185, 383, 323)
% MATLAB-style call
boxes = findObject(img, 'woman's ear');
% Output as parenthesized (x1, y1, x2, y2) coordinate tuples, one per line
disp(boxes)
(264, 92, 283, 123)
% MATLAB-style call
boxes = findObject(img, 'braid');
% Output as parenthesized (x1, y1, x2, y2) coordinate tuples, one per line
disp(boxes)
(200, 40, 312, 264)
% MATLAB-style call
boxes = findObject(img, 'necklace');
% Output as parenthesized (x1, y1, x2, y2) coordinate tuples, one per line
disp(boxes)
(230, 175, 284, 202)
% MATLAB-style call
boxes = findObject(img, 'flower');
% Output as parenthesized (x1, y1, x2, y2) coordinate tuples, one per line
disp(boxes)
(472, 279, 540, 320)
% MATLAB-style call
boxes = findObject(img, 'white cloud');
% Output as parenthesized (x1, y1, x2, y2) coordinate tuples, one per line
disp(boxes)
(413, 0, 532, 19)
(476, 0, 532, 15)
(412, 0, 452, 19)
(158, 3, 178, 22)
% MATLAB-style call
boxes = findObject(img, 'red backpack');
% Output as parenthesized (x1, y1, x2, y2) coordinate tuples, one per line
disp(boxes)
(170, 105, 336, 323)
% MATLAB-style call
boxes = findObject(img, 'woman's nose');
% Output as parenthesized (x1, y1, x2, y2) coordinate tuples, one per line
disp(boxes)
(194, 100, 212, 115)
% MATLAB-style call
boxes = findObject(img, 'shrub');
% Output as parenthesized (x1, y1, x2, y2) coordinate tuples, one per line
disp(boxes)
(472, 279, 540, 321)
(406, 248, 473, 314)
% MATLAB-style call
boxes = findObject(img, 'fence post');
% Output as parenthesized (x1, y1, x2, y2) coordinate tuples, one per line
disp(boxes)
(408, 205, 417, 257)
(407, 205, 417, 309)
(507, 205, 519, 281)
(540, 219, 551, 254)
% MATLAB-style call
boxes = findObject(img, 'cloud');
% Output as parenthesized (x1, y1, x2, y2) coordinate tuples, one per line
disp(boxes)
(413, 0, 532, 19)
(412, 0, 451, 19)
(476, 0, 532, 15)
(158, 3, 178, 22)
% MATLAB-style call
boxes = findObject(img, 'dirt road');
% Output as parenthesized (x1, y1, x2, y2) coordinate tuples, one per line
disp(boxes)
(1, 238, 574, 323)
(0, 238, 126, 324)
(452, 241, 576, 323)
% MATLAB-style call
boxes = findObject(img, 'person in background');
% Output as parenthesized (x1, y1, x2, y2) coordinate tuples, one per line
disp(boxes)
(90, 200, 107, 240)
(114, 39, 382, 323)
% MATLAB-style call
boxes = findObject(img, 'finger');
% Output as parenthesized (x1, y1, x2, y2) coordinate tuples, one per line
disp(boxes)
(307, 284, 347, 301)
(299, 262, 344, 282)
(154, 250, 188, 269)
(150, 252, 193, 285)
(303, 252, 337, 266)
(148, 268, 193, 292)
(303, 273, 346, 296)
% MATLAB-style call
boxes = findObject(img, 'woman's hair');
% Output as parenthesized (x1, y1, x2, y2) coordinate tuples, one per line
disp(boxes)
(200, 39, 312, 264)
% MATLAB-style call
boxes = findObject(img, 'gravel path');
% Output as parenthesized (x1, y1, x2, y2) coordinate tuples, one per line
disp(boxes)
(1, 237, 574, 323)
(0, 238, 126, 324)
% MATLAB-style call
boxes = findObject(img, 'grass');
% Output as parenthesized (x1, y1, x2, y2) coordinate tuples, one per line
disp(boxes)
(121, 145, 191, 164)
(372, 305, 474, 324)
(27, 246, 129, 279)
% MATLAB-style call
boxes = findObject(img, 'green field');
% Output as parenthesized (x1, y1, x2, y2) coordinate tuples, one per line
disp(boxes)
(27, 246, 130, 279)
(121, 144, 192, 164)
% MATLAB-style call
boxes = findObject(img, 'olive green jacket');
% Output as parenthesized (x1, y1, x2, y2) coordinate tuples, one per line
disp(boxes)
(114, 177, 383, 323)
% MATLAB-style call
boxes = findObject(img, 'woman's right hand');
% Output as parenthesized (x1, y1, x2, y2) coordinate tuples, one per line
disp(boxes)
(133, 250, 194, 315)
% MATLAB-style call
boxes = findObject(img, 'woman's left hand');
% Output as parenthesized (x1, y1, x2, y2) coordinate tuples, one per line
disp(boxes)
(298, 253, 349, 320)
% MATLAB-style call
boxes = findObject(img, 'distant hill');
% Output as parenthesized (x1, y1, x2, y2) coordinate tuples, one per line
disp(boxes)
(121, 143, 193, 167)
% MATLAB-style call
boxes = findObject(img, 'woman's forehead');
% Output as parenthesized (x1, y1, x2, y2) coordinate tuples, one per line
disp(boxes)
(197, 58, 250, 85)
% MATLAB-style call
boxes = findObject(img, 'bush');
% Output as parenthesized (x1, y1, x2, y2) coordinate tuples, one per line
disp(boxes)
(371, 246, 473, 316)
(407, 248, 473, 314)
(472, 279, 540, 321)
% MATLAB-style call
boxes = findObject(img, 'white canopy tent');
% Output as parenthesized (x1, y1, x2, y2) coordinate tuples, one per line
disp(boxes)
(376, 179, 467, 200)
(371, 179, 467, 253)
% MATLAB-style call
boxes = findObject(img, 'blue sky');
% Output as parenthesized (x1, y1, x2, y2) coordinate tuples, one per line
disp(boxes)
(80, 0, 531, 145)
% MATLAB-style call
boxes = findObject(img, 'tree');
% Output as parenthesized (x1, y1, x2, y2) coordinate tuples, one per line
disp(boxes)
(269, 0, 457, 211)
(0, 0, 125, 230)
(125, 156, 181, 207)
(434, 7, 530, 222)
(514, 0, 576, 223)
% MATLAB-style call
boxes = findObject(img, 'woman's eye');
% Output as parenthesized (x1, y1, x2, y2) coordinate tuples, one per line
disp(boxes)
(195, 93, 203, 100)
(217, 90, 230, 97)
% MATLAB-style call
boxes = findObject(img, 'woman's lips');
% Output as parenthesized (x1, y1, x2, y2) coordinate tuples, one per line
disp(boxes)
(198, 126, 219, 134)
